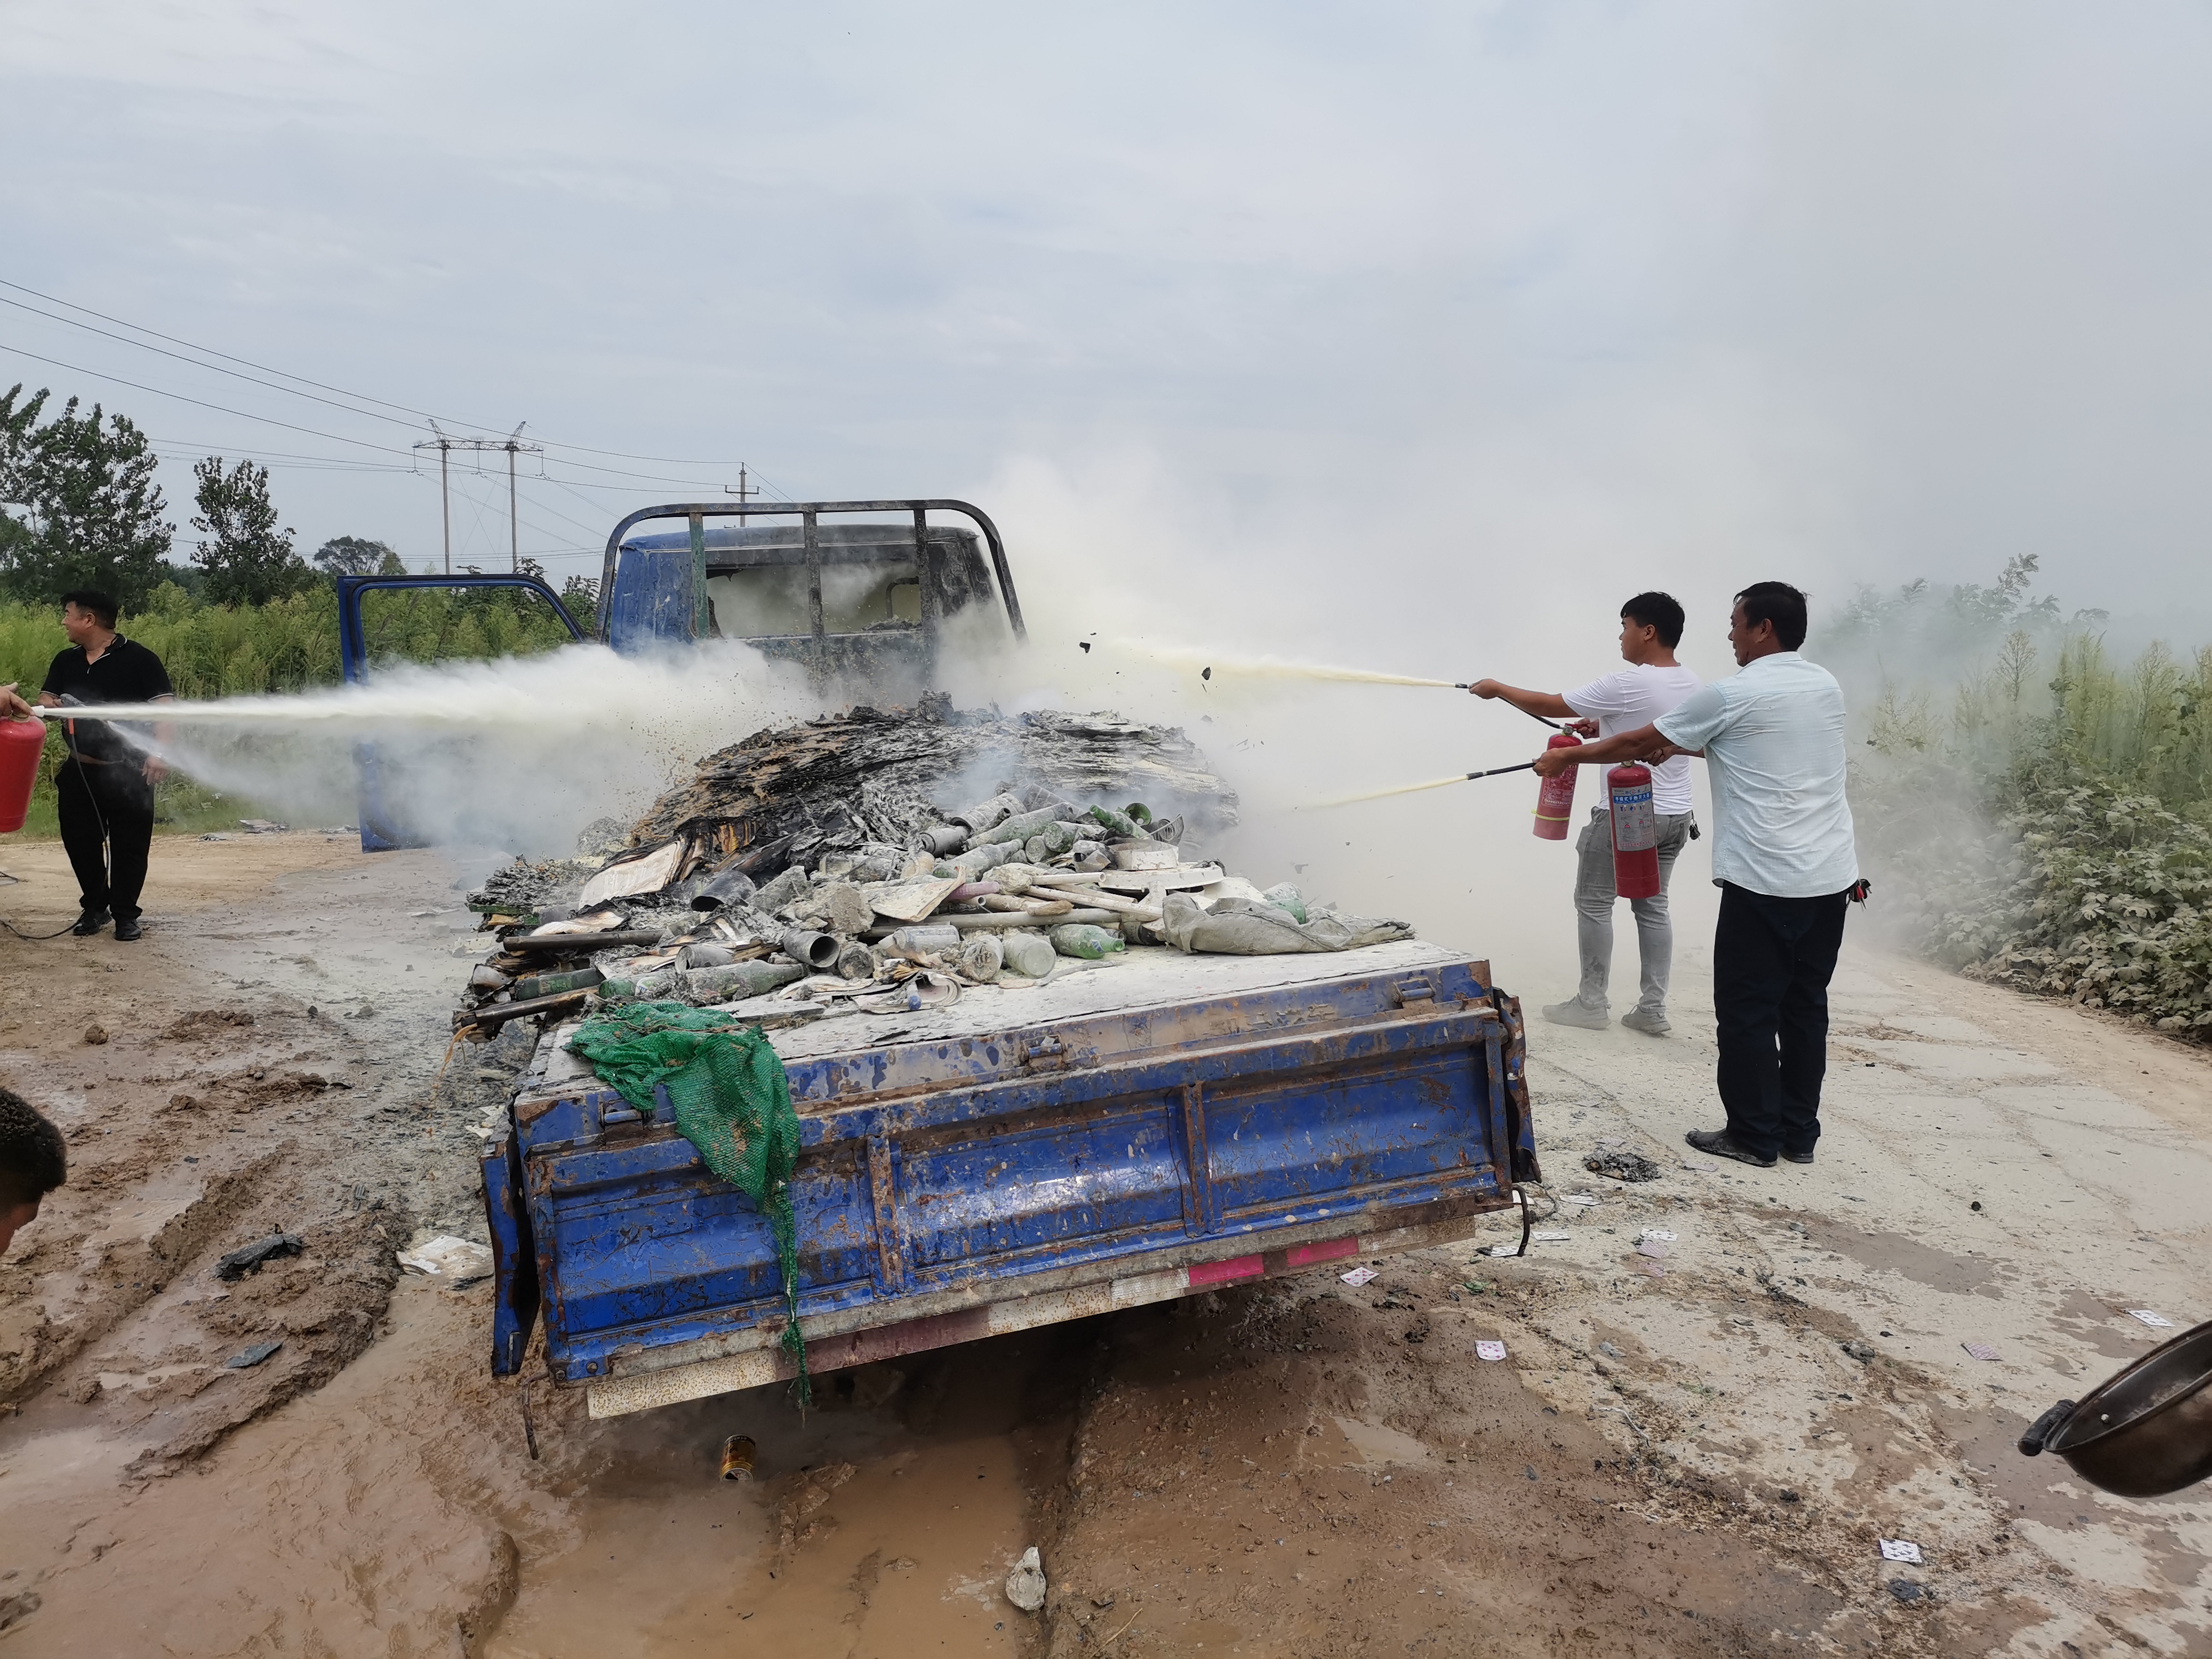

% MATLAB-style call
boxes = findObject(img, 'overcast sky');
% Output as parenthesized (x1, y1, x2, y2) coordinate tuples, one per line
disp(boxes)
(4, 2, 2209, 639)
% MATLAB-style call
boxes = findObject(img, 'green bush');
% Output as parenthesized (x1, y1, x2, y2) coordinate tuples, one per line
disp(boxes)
(1846, 603, 2212, 1036)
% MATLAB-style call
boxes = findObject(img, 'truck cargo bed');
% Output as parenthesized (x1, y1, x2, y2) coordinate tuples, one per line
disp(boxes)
(481, 941, 1536, 1417)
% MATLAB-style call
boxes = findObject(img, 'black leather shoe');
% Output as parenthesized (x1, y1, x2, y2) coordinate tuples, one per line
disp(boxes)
(1781, 1147, 1814, 1165)
(114, 917, 143, 942)
(1685, 1127, 1777, 1168)
(72, 909, 111, 937)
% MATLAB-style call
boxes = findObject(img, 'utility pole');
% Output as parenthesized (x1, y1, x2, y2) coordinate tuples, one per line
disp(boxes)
(505, 422, 528, 572)
(415, 424, 541, 572)
(412, 428, 455, 572)
(724, 465, 759, 505)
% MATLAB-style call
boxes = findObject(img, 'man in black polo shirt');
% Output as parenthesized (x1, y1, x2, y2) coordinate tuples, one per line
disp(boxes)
(37, 590, 174, 941)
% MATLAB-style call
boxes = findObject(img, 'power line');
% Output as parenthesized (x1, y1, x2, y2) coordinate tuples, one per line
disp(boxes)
(0, 341, 422, 460)
(147, 449, 420, 474)
(0, 275, 438, 422)
(6, 340, 761, 494)
(515, 478, 619, 541)
(1, 274, 783, 477)
(2, 282, 806, 524)
(0, 292, 424, 431)
(417, 426, 544, 573)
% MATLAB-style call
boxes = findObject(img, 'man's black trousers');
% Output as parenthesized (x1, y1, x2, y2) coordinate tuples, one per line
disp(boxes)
(1712, 881, 1851, 1160)
(56, 760, 155, 922)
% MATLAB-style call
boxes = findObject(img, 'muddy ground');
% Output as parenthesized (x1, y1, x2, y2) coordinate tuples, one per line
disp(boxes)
(0, 833, 2206, 1656)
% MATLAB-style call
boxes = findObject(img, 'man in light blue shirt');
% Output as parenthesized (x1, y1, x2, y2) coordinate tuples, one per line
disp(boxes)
(1532, 582, 1861, 1168)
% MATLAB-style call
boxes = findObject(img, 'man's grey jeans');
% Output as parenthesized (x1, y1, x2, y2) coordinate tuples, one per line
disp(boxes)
(1570, 805, 1695, 1016)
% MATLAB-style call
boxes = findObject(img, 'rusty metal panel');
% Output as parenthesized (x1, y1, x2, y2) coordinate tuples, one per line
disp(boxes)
(1175, 1082, 1216, 1237)
(865, 1135, 907, 1297)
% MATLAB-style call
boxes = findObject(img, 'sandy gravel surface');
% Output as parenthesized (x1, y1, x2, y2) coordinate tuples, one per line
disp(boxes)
(0, 836, 2205, 1656)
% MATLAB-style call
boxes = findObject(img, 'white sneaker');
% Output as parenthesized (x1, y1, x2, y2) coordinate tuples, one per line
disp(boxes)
(1541, 999, 1609, 1030)
(1620, 1008, 1671, 1036)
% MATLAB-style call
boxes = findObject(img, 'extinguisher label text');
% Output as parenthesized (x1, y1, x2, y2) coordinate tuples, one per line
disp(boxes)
(1609, 780, 1659, 852)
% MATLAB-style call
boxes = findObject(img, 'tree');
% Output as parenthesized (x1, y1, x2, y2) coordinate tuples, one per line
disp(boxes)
(312, 535, 397, 577)
(559, 573, 599, 635)
(0, 383, 175, 608)
(191, 456, 311, 606)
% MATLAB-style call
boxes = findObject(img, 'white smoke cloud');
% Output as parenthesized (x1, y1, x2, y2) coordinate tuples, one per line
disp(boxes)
(112, 640, 821, 857)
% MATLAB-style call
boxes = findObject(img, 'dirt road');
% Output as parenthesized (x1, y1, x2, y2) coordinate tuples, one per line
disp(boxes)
(0, 836, 2205, 1656)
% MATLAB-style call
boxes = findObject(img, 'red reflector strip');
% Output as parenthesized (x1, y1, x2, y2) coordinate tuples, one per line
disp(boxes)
(1187, 1254, 1265, 1287)
(1284, 1237, 1360, 1267)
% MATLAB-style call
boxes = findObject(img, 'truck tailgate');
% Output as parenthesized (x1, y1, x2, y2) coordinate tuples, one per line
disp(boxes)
(482, 940, 1536, 1416)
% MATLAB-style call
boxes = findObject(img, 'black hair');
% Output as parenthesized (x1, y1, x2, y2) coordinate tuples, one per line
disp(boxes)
(1620, 591, 1685, 649)
(1734, 581, 1808, 651)
(60, 589, 119, 630)
(0, 1088, 66, 1209)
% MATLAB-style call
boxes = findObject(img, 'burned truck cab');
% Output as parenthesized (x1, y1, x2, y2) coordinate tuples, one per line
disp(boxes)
(598, 500, 1026, 696)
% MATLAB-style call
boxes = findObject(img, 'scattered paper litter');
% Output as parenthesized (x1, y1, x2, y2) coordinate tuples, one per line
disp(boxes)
(1532, 1231, 1572, 1242)
(1474, 1340, 1507, 1362)
(1683, 1158, 1719, 1172)
(1639, 1229, 1677, 1243)
(398, 1235, 496, 1280)
(1339, 1266, 1378, 1287)
(2127, 1310, 2175, 1328)
(1636, 1240, 1670, 1259)
(1562, 1194, 1600, 1207)
(1879, 1540, 1923, 1564)
(1488, 1244, 1522, 1258)
(1961, 1342, 2000, 1362)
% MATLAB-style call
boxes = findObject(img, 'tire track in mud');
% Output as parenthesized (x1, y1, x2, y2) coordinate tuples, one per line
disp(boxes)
(0, 1148, 284, 1402)
(2, 1003, 437, 1475)
(2, 844, 529, 1472)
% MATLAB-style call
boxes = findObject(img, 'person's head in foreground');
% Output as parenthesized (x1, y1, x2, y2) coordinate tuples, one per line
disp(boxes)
(0, 1087, 66, 1255)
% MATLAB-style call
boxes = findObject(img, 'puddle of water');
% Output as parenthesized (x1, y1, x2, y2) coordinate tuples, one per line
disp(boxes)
(488, 1354, 1040, 1658)
(1798, 1215, 2000, 1298)
(1327, 1416, 1434, 1470)
(2049, 1288, 2156, 1361)
(0, 1424, 133, 1521)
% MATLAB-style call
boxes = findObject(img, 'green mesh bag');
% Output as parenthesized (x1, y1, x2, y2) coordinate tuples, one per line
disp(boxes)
(566, 1000, 810, 1405)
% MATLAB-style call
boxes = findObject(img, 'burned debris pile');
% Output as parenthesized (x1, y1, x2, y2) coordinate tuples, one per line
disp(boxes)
(455, 698, 1410, 1040)
(624, 693, 1238, 863)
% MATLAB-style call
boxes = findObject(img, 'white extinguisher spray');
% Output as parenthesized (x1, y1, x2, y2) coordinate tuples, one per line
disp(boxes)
(1605, 763, 1662, 899)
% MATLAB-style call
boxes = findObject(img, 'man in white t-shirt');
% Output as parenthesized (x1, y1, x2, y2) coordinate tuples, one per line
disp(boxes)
(1469, 592, 1702, 1036)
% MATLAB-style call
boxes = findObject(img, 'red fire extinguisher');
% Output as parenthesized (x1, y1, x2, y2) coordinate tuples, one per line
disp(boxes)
(0, 714, 46, 833)
(1606, 763, 1661, 898)
(1532, 731, 1582, 839)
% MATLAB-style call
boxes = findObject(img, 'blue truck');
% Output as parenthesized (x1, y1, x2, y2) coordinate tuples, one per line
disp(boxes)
(340, 501, 1538, 1417)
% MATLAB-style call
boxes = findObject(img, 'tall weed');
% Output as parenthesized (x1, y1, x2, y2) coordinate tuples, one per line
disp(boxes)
(1847, 612, 2212, 1035)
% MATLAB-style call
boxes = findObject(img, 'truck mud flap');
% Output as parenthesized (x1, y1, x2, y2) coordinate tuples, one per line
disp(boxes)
(481, 1129, 541, 1374)
(1491, 988, 1540, 1185)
